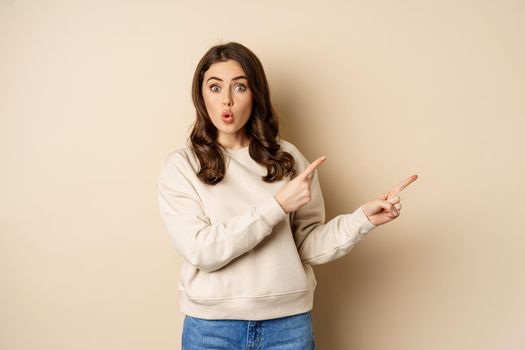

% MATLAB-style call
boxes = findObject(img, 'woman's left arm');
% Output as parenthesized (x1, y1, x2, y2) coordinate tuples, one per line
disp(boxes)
(292, 155, 417, 265)
(292, 167, 374, 265)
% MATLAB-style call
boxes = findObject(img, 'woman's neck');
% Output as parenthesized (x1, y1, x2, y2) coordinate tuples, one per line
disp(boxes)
(218, 134, 251, 150)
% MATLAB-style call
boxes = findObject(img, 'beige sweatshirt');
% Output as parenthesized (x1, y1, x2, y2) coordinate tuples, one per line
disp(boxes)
(157, 138, 376, 320)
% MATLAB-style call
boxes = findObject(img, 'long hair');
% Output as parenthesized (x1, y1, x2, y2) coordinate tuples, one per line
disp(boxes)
(189, 42, 297, 185)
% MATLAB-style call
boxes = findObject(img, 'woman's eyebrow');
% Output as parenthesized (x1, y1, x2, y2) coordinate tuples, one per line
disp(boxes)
(206, 75, 248, 83)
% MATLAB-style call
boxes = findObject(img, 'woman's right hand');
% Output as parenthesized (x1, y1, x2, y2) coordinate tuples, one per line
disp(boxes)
(274, 156, 327, 213)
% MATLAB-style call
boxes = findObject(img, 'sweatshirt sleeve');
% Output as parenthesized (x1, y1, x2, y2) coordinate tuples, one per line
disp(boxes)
(291, 150, 377, 265)
(157, 152, 288, 273)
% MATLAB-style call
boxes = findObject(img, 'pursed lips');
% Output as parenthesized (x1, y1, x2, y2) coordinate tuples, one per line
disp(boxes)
(221, 110, 233, 118)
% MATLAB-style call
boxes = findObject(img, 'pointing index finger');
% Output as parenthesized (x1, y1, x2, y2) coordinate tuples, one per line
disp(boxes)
(385, 174, 418, 198)
(300, 156, 326, 179)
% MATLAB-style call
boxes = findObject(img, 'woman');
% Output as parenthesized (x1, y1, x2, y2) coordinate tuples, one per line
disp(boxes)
(158, 42, 417, 349)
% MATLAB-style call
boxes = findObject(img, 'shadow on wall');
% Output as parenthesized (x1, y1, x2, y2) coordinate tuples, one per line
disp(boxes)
(267, 57, 431, 349)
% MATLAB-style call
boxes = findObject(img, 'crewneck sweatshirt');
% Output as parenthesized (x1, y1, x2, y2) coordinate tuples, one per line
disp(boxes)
(157, 138, 376, 320)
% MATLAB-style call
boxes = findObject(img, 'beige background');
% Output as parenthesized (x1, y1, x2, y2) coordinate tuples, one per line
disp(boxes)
(1, 0, 524, 349)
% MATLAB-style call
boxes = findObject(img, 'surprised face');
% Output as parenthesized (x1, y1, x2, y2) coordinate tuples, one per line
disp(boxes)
(202, 59, 253, 148)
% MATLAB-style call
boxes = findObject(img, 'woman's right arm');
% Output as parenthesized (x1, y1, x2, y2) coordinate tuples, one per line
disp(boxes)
(157, 152, 287, 273)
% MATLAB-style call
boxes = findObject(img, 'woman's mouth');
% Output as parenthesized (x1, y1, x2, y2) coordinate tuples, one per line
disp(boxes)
(221, 111, 234, 124)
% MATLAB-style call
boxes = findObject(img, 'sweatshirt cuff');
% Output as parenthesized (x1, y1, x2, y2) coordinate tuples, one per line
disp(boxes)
(255, 196, 288, 229)
(351, 206, 376, 235)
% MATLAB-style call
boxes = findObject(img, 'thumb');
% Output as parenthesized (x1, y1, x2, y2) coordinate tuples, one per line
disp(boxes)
(362, 198, 397, 217)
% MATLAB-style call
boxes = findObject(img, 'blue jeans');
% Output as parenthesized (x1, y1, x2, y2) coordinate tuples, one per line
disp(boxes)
(182, 311, 315, 349)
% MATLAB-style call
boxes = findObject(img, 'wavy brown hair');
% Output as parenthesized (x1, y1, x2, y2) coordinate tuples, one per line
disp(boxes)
(189, 42, 297, 185)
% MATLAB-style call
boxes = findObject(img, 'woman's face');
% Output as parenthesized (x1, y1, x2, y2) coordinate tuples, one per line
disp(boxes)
(201, 59, 253, 146)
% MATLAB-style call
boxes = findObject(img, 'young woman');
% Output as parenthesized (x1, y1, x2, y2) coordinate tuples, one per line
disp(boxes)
(158, 42, 417, 349)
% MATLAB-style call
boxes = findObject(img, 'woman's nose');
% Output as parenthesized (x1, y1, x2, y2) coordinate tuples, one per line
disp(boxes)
(222, 91, 233, 106)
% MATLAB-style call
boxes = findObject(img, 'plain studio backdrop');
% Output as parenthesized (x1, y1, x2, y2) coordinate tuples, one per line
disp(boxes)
(1, 0, 524, 349)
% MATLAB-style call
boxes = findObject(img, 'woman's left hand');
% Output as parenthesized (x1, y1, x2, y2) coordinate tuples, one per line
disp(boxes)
(360, 174, 418, 226)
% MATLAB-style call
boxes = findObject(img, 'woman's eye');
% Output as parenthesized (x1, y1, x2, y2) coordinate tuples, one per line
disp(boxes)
(234, 84, 247, 92)
(210, 85, 221, 92)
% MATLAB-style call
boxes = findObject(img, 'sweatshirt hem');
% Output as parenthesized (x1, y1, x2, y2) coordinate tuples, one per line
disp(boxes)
(179, 288, 315, 321)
